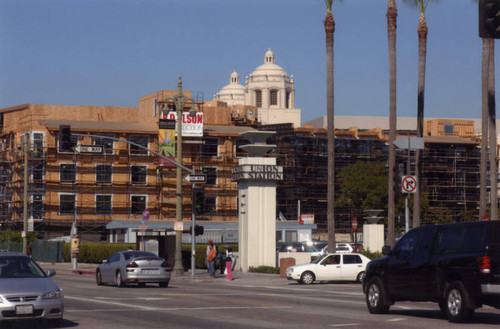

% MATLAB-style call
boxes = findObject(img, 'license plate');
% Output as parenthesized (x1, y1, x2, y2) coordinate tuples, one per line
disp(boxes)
(142, 270, 159, 275)
(16, 305, 34, 315)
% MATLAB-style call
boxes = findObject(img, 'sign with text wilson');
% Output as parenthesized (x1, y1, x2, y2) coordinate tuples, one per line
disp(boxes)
(161, 111, 204, 137)
(232, 165, 283, 181)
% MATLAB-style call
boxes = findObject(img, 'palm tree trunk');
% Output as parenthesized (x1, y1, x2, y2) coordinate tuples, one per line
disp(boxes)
(488, 38, 498, 220)
(413, 12, 427, 228)
(480, 38, 490, 219)
(325, 9, 336, 252)
(387, 0, 397, 247)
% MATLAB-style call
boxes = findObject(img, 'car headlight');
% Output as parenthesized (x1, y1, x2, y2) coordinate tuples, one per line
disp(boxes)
(42, 289, 63, 300)
(287, 268, 293, 273)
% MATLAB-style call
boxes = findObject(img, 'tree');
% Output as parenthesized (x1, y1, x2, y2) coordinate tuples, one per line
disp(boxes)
(336, 162, 388, 221)
(386, 0, 398, 247)
(324, 0, 340, 253)
(402, 0, 440, 228)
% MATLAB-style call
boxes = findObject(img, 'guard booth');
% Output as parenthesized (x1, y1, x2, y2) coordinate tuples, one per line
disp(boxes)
(135, 229, 176, 267)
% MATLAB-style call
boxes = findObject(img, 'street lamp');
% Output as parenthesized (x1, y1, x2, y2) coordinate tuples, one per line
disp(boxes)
(162, 76, 197, 276)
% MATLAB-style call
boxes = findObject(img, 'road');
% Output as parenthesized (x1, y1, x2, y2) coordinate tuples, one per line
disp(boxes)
(2, 263, 500, 329)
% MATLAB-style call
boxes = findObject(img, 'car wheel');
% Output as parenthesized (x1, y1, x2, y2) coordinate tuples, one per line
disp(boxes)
(159, 280, 169, 288)
(96, 270, 103, 286)
(365, 277, 390, 314)
(356, 271, 366, 283)
(444, 281, 474, 323)
(300, 271, 315, 285)
(116, 271, 125, 287)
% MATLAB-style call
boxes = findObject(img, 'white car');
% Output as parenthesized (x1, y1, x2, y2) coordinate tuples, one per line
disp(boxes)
(286, 253, 371, 284)
(321, 243, 354, 254)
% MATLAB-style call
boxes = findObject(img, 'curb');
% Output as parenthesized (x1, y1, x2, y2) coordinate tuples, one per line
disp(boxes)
(72, 270, 96, 275)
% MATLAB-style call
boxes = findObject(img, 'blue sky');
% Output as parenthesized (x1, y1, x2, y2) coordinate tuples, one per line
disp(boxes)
(0, 0, 491, 123)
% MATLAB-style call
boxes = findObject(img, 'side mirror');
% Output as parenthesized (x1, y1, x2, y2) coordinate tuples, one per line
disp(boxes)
(46, 269, 56, 277)
(382, 246, 392, 256)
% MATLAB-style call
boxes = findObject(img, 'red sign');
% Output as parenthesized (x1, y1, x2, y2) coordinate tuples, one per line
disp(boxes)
(139, 224, 147, 232)
(352, 217, 358, 231)
(481, 215, 490, 221)
(401, 175, 417, 193)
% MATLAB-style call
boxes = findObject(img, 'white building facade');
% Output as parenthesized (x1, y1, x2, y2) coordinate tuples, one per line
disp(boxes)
(214, 49, 301, 127)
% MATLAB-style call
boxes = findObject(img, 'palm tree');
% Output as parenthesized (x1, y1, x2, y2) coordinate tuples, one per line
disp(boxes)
(402, 0, 440, 228)
(387, 0, 397, 247)
(324, 0, 336, 252)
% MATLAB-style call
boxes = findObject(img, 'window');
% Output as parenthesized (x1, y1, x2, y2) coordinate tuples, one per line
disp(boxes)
(31, 194, 44, 219)
(59, 194, 75, 215)
(203, 196, 216, 215)
(131, 195, 146, 215)
(255, 90, 262, 107)
(60, 164, 76, 183)
(32, 132, 44, 158)
(285, 230, 297, 242)
(322, 255, 341, 265)
(394, 230, 420, 258)
(131, 166, 147, 184)
(270, 90, 278, 106)
(202, 167, 217, 185)
(200, 138, 218, 158)
(129, 135, 148, 156)
(96, 195, 112, 215)
(58, 131, 77, 153)
(343, 255, 362, 264)
(32, 163, 45, 189)
(443, 124, 455, 135)
(235, 139, 250, 158)
(94, 134, 114, 154)
(96, 164, 112, 184)
(286, 91, 290, 108)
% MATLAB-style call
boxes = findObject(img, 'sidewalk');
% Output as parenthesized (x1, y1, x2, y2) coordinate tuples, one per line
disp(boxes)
(38, 261, 283, 285)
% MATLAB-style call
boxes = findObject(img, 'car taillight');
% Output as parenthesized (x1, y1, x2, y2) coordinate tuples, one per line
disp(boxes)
(127, 261, 138, 268)
(477, 256, 491, 274)
(161, 261, 168, 268)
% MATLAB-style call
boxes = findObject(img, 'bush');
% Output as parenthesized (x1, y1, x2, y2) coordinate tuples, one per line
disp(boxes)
(359, 249, 384, 260)
(0, 231, 38, 243)
(63, 243, 133, 263)
(248, 265, 280, 274)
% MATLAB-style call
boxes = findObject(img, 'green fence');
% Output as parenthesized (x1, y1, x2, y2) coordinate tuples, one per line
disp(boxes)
(0, 241, 64, 263)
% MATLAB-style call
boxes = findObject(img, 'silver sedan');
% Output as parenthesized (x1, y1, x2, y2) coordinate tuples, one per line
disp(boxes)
(96, 251, 171, 287)
(0, 252, 64, 326)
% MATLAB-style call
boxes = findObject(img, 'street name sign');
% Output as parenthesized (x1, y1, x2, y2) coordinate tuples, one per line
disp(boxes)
(184, 174, 207, 183)
(394, 137, 424, 150)
(74, 145, 103, 154)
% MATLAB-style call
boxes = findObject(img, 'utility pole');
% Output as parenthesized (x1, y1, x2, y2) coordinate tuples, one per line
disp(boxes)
(23, 132, 29, 254)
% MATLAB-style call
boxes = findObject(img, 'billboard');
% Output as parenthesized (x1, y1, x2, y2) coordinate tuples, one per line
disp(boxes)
(161, 111, 203, 137)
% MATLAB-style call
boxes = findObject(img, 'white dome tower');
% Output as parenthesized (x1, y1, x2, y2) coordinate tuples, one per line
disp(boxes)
(213, 69, 246, 106)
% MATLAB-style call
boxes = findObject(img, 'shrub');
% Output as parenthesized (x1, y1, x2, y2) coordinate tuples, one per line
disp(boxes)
(359, 248, 384, 260)
(248, 265, 280, 274)
(63, 243, 133, 263)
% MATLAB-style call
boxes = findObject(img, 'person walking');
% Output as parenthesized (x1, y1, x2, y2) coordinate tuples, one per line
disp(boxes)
(207, 243, 216, 278)
(225, 247, 233, 281)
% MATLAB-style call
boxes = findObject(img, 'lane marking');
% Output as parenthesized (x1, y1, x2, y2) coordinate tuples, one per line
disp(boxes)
(387, 318, 407, 322)
(329, 324, 361, 327)
(66, 305, 292, 313)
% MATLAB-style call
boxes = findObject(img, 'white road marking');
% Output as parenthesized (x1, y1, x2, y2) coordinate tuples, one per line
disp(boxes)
(387, 318, 407, 322)
(328, 324, 361, 327)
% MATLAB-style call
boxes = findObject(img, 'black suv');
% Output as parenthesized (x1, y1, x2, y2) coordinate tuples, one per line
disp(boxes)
(363, 221, 500, 322)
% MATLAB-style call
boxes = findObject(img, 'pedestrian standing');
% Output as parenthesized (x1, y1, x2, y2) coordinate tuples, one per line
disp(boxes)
(225, 247, 233, 281)
(207, 243, 216, 278)
(205, 239, 216, 272)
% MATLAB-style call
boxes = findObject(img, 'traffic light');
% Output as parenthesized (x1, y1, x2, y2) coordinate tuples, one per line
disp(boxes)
(193, 188, 205, 215)
(189, 225, 204, 236)
(194, 225, 204, 236)
(59, 125, 72, 152)
(479, 0, 500, 39)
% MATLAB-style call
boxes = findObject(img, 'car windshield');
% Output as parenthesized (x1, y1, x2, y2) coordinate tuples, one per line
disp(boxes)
(0, 256, 46, 278)
(311, 254, 327, 264)
(124, 251, 158, 260)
